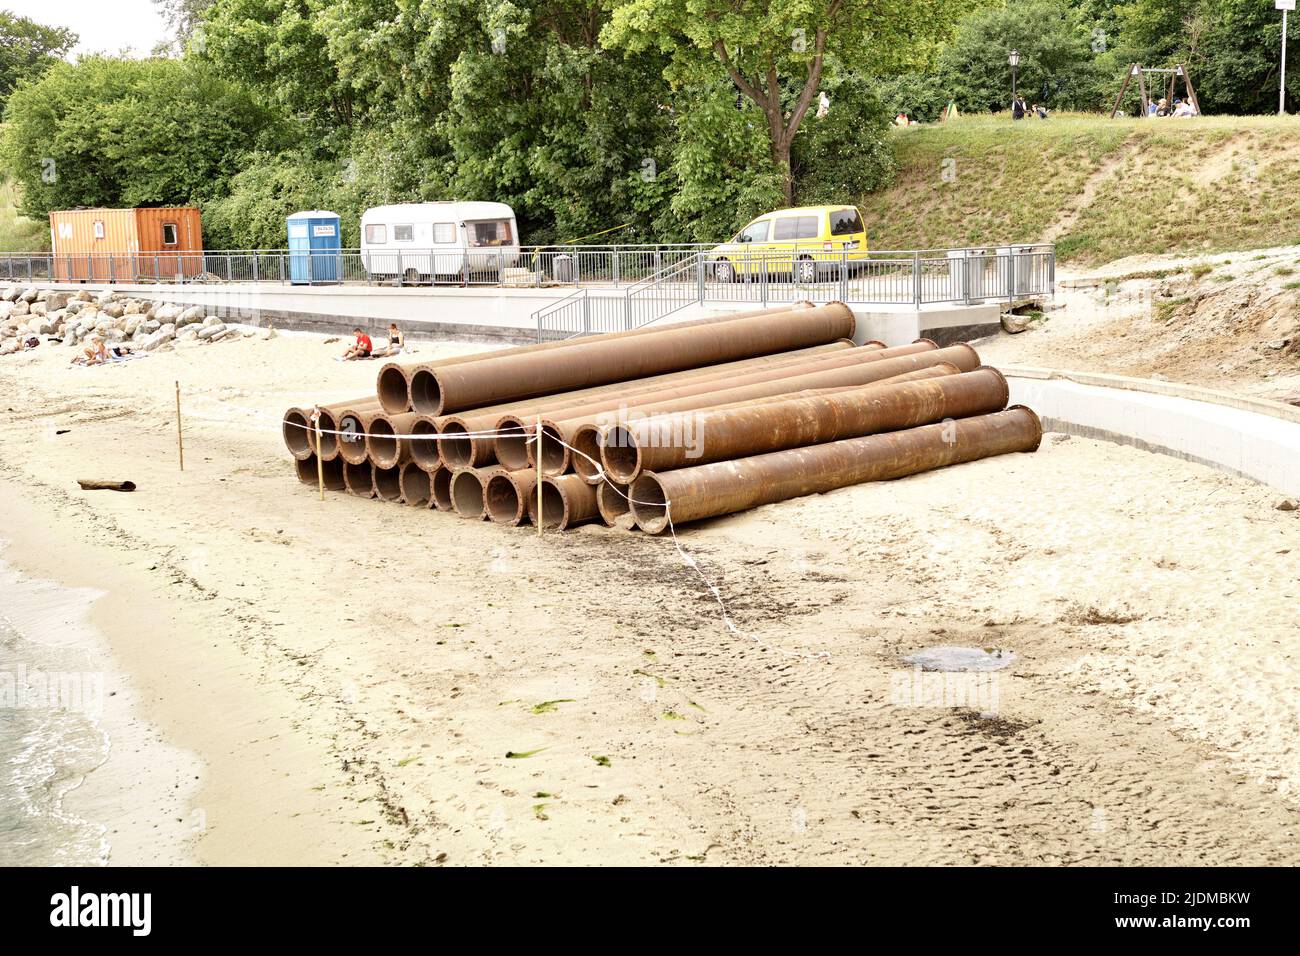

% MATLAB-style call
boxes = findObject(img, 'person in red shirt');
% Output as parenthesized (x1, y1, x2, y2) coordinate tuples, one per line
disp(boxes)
(343, 327, 373, 360)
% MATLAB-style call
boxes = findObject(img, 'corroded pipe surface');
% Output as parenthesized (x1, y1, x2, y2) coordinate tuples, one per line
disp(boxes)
(484, 468, 537, 526)
(294, 453, 345, 491)
(440, 341, 858, 469)
(596, 480, 636, 530)
(450, 465, 503, 520)
(373, 463, 404, 501)
(555, 345, 980, 479)
(427, 303, 856, 415)
(528, 474, 600, 530)
(343, 459, 377, 498)
(396, 303, 819, 414)
(429, 466, 454, 512)
(282, 407, 314, 460)
(408, 416, 441, 471)
(496, 341, 919, 472)
(630, 406, 1043, 534)
(604, 366, 1011, 483)
(398, 461, 431, 507)
(367, 412, 419, 469)
(335, 407, 389, 465)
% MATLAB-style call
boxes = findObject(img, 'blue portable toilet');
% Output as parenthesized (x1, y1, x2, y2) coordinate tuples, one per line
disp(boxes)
(287, 210, 341, 284)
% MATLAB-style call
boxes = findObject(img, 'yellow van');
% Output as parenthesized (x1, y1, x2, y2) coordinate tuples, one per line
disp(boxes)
(708, 205, 869, 283)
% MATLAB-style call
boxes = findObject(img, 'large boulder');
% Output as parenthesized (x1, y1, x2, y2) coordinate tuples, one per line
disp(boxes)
(29, 301, 47, 318)
(73, 290, 93, 303)
(19, 287, 38, 303)
(123, 299, 144, 315)
(123, 316, 143, 336)
(44, 291, 72, 311)
(96, 289, 120, 307)
(197, 322, 227, 340)
(176, 305, 205, 327)
(11, 300, 29, 317)
(101, 302, 125, 319)
(0, 286, 16, 302)
(141, 318, 161, 334)
(141, 328, 174, 351)
(154, 303, 182, 323)
(0, 301, 13, 321)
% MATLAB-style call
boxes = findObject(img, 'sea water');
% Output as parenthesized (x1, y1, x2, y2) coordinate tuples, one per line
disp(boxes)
(0, 595, 110, 866)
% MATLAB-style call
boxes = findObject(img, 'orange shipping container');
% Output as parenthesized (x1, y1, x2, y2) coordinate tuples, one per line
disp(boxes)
(49, 207, 204, 282)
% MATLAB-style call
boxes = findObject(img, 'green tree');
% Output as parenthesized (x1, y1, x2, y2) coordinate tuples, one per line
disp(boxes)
(1, 56, 285, 221)
(0, 11, 77, 109)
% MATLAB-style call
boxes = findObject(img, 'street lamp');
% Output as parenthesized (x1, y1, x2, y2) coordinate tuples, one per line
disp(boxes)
(1009, 50, 1020, 103)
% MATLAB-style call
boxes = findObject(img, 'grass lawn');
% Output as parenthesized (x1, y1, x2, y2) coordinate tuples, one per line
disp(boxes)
(0, 177, 48, 252)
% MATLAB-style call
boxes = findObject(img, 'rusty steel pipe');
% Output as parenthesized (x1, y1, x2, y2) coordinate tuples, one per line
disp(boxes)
(335, 408, 391, 465)
(373, 463, 404, 502)
(282, 407, 315, 460)
(425, 302, 856, 416)
(438, 341, 861, 470)
(450, 465, 504, 520)
(596, 480, 636, 530)
(484, 468, 537, 526)
(494, 341, 926, 471)
(576, 363, 964, 483)
(529, 474, 600, 530)
(603, 366, 1011, 483)
(342, 459, 376, 498)
(294, 453, 345, 491)
(398, 461, 431, 507)
(366, 412, 418, 469)
(429, 465, 454, 512)
(630, 406, 1043, 534)
(392, 303, 820, 414)
(553, 344, 980, 480)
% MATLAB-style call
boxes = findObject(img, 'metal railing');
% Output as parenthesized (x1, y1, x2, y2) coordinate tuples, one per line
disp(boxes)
(531, 245, 1055, 341)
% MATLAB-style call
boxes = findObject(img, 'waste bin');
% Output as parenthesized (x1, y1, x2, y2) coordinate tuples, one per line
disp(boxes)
(552, 254, 574, 284)
(288, 210, 342, 285)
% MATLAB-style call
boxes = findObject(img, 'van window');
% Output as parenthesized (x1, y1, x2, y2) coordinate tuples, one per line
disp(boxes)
(433, 223, 456, 244)
(738, 220, 769, 243)
(829, 208, 864, 236)
(773, 216, 819, 241)
(161, 223, 177, 246)
(365, 224, 387, 244)
(466, 219, 513, 247)
(393, 224, 414, 242)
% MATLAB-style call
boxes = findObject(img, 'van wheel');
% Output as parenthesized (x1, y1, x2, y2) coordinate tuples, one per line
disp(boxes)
(714, 259, 735, 284)
(796, 256, 817, 284)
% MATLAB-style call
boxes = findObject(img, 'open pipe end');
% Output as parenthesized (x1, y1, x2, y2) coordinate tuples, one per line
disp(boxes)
(493, 417, 532, 471)
(409, 367, 444, 416)
(343, 460, 375, 498)
(430, 467, 453, 511)
(374, 464, 403, 501)
(409, 418, 441, 470)
(529, 479, 569, 530)
(377, 364, 412, 414)
(628, 473, 669, 535)
(1007, 404, 1045, 452)
(294, 454, 345, 491)
(282, 408, 314, 459)
(570, 425, 605, 483)
(367, 417, 400, 469)
(315, 410, 340, 461)
(538, 422, 567, 477)
(485, 473, 525, 525)
(399, 462, 430, 507)
(597, 480, 636, 530)
(450, 469, 487, 519)
(438, 420, 474, 469)
(600, 425, 642, 484)
(337, 410, 371, 465)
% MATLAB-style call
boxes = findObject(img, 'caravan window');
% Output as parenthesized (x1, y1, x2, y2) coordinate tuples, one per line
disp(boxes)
(365, 224, 387, 244)
(161, 223, 178, 245)
(466, 219, 513, 247)
(393, 224, 414, 242)
(433, 223, 456, 244)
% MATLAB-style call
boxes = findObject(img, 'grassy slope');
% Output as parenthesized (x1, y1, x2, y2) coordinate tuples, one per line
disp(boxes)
(0, 178, 48, 252)
(859, 114, 1300, 267)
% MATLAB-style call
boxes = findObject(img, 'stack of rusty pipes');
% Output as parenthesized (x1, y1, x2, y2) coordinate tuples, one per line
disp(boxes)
(283, 303, 1041, 534)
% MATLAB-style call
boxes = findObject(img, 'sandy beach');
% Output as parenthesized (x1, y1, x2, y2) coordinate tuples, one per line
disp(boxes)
(1, 329, 1298, 865)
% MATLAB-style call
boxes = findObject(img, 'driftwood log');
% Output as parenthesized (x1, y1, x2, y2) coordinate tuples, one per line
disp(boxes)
(77, 479, 136, 492)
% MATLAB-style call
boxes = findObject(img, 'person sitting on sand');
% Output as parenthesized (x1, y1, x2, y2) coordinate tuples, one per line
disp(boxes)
(73, 337, 109, 366)
(383, 323, 405, 356)
(343, 327, 373, 361)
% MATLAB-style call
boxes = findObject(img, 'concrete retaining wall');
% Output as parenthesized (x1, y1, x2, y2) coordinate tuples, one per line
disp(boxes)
(1004, 366, 1300, 497)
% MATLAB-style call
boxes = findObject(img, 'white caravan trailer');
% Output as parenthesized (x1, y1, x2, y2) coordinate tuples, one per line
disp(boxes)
(360, 201, 520, 283)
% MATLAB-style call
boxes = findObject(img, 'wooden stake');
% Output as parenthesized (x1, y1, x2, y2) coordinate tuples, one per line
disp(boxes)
(315, 411, 325, 502)
(175, 380, 185, 471)
(536, 415, 544, 536)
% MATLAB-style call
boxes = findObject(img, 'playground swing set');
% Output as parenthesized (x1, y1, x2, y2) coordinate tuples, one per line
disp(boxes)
(1110, 63, 1202, 118)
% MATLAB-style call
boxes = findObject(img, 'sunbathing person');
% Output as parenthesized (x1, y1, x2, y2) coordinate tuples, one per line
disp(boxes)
(343, 327, 373, 361)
